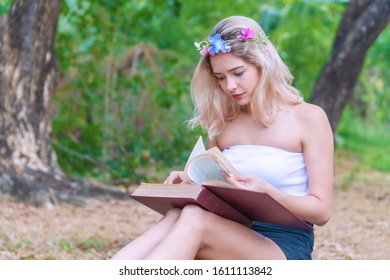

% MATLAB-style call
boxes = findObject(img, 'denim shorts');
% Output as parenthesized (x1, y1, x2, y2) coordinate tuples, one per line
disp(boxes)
(251, 221, 314, 260)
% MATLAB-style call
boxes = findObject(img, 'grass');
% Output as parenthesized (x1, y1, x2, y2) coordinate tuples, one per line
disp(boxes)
(58, 236, 108, 255)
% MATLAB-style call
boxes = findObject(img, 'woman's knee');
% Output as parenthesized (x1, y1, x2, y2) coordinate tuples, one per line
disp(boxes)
(182, 204, 207, 217)
(176, 205, 208, 232)
(164, 208, 181, 222)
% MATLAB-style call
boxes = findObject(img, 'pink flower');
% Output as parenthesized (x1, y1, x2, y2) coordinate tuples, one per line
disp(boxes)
(237, 28, 255, 40)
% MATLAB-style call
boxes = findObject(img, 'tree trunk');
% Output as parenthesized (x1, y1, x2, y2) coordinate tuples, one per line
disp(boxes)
(0, 0, 126, 206)
(0, 0, 60, 172)
(310, 0, 390, 132)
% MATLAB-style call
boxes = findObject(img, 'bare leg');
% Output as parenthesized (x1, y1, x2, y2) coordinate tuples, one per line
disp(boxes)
(145, 205, 286, 260)
(145, 206, 201, 260)
(111, 208, 181, 259)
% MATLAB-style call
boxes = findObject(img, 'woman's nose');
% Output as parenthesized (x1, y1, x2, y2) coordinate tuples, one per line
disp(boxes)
(226, 77, 237, 92)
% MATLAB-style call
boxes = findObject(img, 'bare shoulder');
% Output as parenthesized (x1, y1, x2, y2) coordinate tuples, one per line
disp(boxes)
(293, 102, 333, 149)
(293, 102, 330, 126)
(293, 102, 330, 133)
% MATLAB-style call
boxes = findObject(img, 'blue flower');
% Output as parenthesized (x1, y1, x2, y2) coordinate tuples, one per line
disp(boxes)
(194, 28, 266, 56)
(207, 34, 231, 56)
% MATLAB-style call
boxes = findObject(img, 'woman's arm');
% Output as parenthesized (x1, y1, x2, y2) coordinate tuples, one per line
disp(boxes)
(295, 104, 334, 225)
(224, 105, 334, 226)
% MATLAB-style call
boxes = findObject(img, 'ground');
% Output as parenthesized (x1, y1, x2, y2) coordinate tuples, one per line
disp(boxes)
(0, 152, 389, 260)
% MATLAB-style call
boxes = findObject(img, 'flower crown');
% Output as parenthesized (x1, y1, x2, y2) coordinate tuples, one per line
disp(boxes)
(194, 27, 267, 56)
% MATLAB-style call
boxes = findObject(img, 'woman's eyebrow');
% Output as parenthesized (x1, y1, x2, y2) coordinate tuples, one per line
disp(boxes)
(213, 66, 244, 75)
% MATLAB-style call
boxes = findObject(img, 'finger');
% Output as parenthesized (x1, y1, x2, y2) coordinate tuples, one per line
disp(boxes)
(168, 171, 179, 184)
(220, 170, 230, 179)
(224, 174, 246, 189)
(228, 173, 248, 183)
(164, 174, 175, 184)
(221, 170, 240, 180)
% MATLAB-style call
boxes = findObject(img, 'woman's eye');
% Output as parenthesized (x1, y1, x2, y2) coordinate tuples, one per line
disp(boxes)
(235, 71, 244, 76)
(215, 76, 225, 81)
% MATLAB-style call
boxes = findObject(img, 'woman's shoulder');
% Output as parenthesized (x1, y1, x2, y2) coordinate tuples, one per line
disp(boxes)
(282, 102, 332, 140)
(292, 102, 333, 147)
(292, 102, 329, 124)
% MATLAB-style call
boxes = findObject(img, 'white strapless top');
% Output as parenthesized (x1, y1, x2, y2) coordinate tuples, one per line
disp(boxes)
(222, 145, 309, 196)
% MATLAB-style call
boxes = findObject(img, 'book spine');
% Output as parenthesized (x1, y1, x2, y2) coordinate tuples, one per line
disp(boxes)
(197, 189, 252, 227)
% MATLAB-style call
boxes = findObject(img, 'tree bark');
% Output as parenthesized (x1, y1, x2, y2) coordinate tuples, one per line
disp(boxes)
(0, 0, 60, 172)
(310, 0, 390, 132)
(0, 0, 127, 206)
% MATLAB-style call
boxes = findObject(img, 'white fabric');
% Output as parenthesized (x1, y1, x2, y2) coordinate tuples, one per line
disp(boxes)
(222, 145, 309, 196)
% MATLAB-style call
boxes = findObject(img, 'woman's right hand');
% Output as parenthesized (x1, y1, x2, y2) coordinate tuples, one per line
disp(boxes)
(164, 171, 188, 184)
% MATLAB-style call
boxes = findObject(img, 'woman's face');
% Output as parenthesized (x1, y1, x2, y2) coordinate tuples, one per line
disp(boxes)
(210, 53, 260, 106)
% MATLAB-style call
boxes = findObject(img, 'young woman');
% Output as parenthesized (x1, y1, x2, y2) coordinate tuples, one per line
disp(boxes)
(112, 15, 333, 260)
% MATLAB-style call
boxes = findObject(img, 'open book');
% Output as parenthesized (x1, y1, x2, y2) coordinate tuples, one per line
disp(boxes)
(184, 136, 240, 185)
(130, 137, 313, 230)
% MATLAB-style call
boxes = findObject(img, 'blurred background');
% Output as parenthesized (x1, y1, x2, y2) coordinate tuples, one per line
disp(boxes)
(0, 0, 389, 261)
(1, 0, 388, 186)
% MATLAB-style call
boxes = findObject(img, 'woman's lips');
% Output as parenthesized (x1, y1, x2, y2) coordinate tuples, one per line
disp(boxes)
(232, 93, 245, 100)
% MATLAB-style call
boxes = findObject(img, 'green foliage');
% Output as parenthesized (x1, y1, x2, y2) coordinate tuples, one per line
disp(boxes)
(54, 0, 202, 183)
(354, 25, 390, 124)
(0, 0, 11, 16)
(270, 1, 346, 98)
(51, 0, 389, 184)
(335, 25, 390, 172)
(336, 106, 390, 172)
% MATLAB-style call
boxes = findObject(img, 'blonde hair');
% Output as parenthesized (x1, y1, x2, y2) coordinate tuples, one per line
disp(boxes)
(189, 16, 303, 139)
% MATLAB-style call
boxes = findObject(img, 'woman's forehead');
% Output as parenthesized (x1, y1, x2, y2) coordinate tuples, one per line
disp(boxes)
(210, 53, 248, 73)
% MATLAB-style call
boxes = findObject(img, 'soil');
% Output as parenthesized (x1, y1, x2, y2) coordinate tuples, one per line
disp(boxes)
(1, 153, 389, 260)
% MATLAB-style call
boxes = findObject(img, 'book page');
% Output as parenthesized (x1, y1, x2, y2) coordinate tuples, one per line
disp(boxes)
(185, 136, 206, 165)
(132, 183, 202, 198)
(184, 142, 240, 186)
(186, 155, 227, 185)
(203, 179, 236, 189)
(203, 147, 239, 176)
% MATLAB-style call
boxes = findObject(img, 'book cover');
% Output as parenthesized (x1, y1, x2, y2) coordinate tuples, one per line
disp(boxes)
(203, 183, 313, 231)
(130, 183, 252, 227)
(129, 137, 313, 231)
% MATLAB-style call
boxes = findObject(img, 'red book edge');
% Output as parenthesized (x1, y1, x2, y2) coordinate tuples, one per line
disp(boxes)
(130, 187, 252, 227)
(204, 184, 313, 231)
